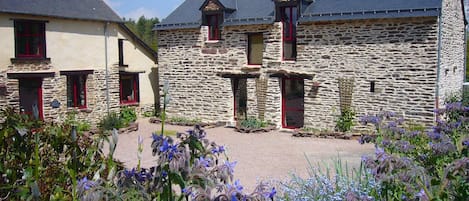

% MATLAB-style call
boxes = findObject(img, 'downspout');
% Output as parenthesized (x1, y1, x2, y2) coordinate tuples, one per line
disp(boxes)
(436, 8, 443, 115)
(104, 22, 110, 115)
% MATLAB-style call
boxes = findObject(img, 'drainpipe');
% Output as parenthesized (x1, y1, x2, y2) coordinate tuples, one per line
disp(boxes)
(104, 22, 110, 115)
(435, 9, 443, 115)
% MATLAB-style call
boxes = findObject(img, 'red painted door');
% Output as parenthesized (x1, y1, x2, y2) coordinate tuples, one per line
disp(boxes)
(282, 78, 304, 128)
(19, 78, 43, 120)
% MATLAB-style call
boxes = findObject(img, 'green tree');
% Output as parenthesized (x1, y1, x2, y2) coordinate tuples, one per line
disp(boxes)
(123, 16, 159, 51)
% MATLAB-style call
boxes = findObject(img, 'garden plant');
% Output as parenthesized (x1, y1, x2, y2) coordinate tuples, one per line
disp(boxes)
(359, 101, 469, 200)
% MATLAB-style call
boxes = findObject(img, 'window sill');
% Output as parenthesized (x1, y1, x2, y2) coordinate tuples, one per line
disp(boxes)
(241, 65, 261, 72)
(205, 40, 220, 44)
(11, 57, 51, 64)
(67, 107, 92, 113)
(280, 60, 296, 64)
(120, 102, 139, 107)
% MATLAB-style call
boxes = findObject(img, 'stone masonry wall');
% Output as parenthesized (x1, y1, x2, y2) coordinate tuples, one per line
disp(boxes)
(0, 61, 121, 126)
(297, 18, 439, 129)
(158, 16, 441, 129)
(437, 0, 465, 106)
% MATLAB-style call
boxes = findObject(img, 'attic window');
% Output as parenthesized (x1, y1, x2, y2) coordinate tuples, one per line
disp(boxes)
(206, 14, 221, 40)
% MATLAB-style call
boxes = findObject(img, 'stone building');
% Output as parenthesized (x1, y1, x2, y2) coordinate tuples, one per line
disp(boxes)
(155, 0, 467, 129)
(0, 0, 159, 124)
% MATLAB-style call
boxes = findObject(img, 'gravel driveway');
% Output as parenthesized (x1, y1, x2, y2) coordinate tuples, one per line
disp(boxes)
(112, 118, 374, 191)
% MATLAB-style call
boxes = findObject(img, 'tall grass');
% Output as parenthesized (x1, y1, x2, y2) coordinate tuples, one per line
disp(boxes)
(278, 155, 379, 201)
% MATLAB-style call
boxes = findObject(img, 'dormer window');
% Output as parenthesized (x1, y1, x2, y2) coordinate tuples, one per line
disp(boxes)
(206, 14, 221, 40)
(275, 0, 298, 60)
(201, 0, 227, 41)
(280, 6, 297, 60)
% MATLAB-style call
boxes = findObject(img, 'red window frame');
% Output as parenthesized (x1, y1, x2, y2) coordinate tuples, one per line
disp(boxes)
(281, 77, 304, 129)
(280, 6, 297, 61)
(119, 74, 139, 104)
(207, 14, 220, 40)
(19, 78, 43, 120)
(67, 75, 87, 108)
(14, 20, 46, 59)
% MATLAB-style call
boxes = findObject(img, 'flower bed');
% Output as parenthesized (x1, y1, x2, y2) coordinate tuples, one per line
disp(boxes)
(292, 130, 359, 140)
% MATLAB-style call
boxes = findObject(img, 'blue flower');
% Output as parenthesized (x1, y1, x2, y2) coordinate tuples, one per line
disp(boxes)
(234, 179, 243, 191)
(161, 170, 168, 178)
(225, 161, 237, 174)
(427, 130, 441, 140)
(218, 146, 225, 153)
(160, 139, 170, 152)
(198, 156, 211, 167)
(462, 138, 469, 148)
(266, 187, 276, 199)
(152, 133, 164, 142)
(123, 168, 136, 178)
(78, 177, 96, 190)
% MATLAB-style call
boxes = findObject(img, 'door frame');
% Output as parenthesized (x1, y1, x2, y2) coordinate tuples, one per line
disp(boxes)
(19, 78, 43, 120)
(281, 77, 304, 129)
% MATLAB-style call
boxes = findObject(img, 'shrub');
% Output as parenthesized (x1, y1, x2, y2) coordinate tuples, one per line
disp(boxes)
(99, 112, 124, 130)
(0, 107, 116, 200)
(336, 108, 355, 132)
(169, 116, 201, 125)
(240, 117, 268, 129)
(279, 158, 379, 201)
(120, 106, 137, 126)
(359, 105, 469, 200)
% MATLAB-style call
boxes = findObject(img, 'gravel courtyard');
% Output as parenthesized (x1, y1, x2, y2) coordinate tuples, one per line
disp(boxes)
(112, 118, 374, 191)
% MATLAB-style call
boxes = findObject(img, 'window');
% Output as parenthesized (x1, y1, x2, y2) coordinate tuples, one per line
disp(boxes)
(248, 34, 263, 65)
(67, 75, 87, 108)
(280, 6, 297, 60)
(120, 74, 139, 104)
(118, 39, 128, 66)
(206, 14, 221, 40)
(14, 20, 46, 58)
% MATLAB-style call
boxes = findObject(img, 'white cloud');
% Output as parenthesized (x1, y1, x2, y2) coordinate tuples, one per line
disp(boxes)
(124, 7, 160, 20)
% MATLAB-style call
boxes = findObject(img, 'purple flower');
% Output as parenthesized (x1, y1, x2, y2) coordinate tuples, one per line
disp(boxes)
(152, 133, 164, 142)
(161, 170, 168, 178)
(396, 140, 414, 153)
(78, 177, 96, 190)
(234, 180, 243, 191)
(160, 139, 170, 152)
(266, 187, 276, 199)
(225, 160, 237, 174)
(198, 156, 211, 167)
(427, 131, 441, 140)
(462, 138, 469, 148)
(124, 168, 136, 178)
(211, 145, 226, 154)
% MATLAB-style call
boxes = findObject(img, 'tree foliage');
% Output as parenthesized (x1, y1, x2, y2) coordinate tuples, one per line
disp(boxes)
(123, 16, 159, 51)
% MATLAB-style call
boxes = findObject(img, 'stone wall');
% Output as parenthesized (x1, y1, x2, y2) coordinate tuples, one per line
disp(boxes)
(437, 0, 466, 105)
(158, 16, 447, 129)
(0, 62, 121, 125)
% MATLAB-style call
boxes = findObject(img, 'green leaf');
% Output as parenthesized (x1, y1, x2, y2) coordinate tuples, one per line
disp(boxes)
(169, 172, 185, 189)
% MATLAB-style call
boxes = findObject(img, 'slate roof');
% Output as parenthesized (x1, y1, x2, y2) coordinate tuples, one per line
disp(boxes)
(301, 0, 442, 22)
(0, 0, 122, 22)
(155, 0, 447, 30)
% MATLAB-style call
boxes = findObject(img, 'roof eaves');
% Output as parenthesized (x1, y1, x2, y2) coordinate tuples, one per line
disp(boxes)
(154, 22, 201, 31)
(223, 16, 275, 26)
(0, 10, 123, 23)
(299, 7, 440, 22)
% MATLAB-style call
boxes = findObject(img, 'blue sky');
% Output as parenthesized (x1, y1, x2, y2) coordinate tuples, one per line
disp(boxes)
(104, 0, 184, 20)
